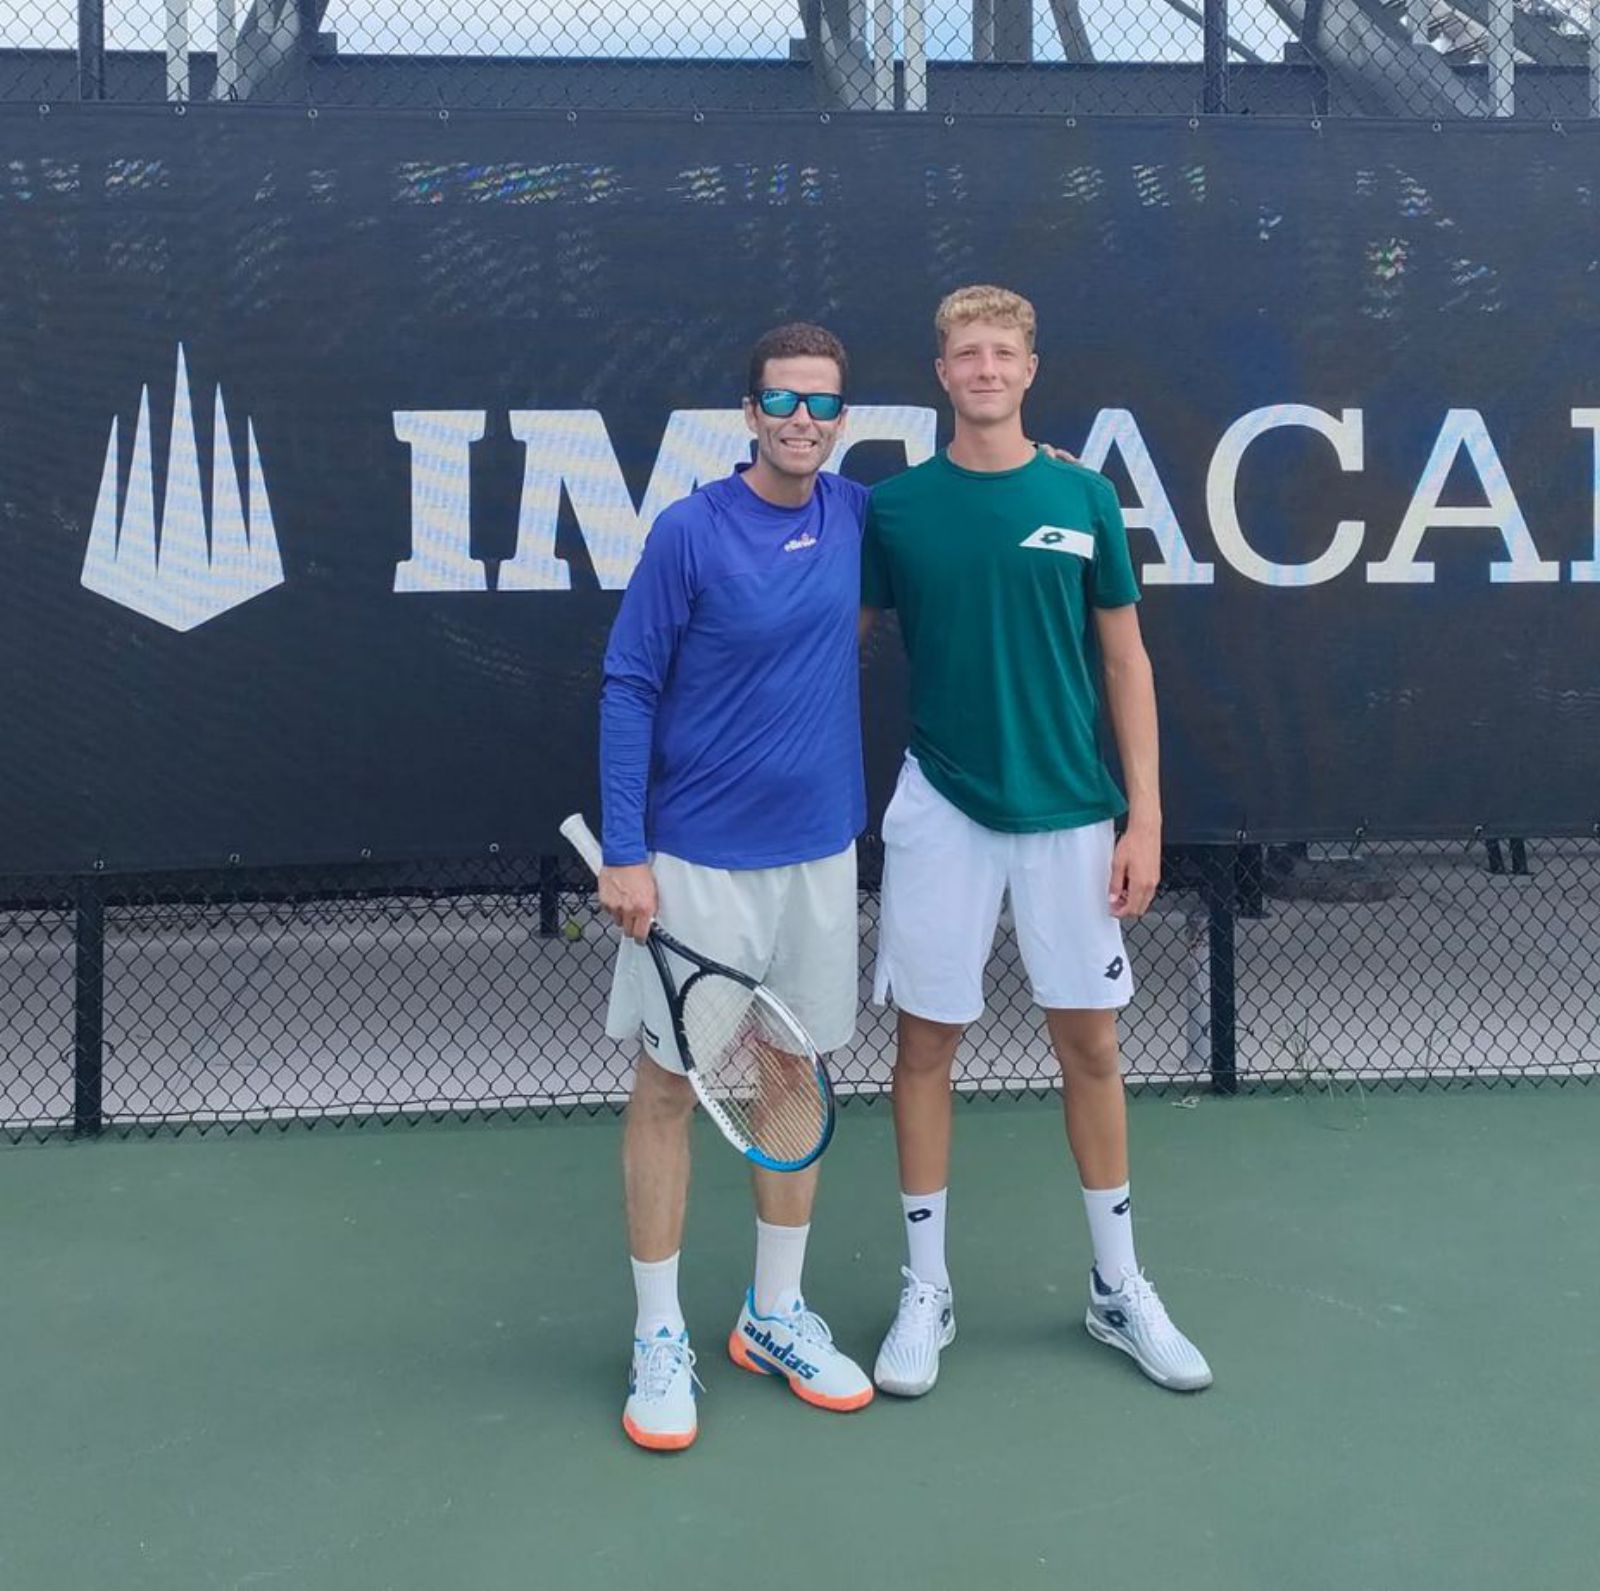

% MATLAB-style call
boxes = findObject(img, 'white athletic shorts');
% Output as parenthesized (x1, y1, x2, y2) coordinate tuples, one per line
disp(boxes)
(605, 844, 858, 1073)
(873, 755, 1134, 1023)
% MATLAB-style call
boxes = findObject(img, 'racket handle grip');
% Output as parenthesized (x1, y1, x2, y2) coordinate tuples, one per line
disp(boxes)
(559, 813, 606, 876)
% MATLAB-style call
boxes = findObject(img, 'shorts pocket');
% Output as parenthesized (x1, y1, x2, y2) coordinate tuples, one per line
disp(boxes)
(878, 759, 921, 846)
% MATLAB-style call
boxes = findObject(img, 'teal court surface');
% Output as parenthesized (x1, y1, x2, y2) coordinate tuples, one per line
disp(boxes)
(4, 1087, 1598, 1591)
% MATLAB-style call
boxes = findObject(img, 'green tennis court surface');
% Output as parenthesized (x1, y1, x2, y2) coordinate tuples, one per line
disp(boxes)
(4, 1089, 1597, 1590)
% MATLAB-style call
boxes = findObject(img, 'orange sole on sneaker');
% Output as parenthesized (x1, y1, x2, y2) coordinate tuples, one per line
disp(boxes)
(622, 1413, 697, 1452)
(726, 1330, 875, 1412)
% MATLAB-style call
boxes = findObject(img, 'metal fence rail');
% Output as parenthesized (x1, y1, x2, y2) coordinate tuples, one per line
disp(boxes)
(4, 835, 1595, 1141)
(4, 0, 1600, 117)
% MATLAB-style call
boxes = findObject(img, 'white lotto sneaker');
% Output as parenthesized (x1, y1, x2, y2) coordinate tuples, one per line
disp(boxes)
(1085, 1267, 1213, 1392)
(727, 1290, 874, 1411)
(623, 1327, 699, 1451)
(874, 1267, 957, 1398)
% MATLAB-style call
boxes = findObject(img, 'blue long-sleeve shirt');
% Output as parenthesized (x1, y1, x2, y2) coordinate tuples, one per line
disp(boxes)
(599, 467, 868, 869)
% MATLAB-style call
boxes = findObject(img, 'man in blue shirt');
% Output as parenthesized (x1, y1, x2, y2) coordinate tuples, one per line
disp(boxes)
(597, 323, 874, 1451)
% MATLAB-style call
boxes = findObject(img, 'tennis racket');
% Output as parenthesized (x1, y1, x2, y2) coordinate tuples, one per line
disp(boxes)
(560, 814, 836, 1172)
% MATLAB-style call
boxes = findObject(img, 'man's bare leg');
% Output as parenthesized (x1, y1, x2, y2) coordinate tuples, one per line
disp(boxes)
(892, 1011, 965, 1195)
(1049, 1006, 1214, 1387)
(1044, 1007, 1128, 1191)
(874, 1010, 965, 1396)
(748, 1043, 821, 1312)
(623, 1053, 695, 1265)
(620, 1052, 700, 1448)
(735, 1070, 873, 1409)
(752, 1159, 820, 1228)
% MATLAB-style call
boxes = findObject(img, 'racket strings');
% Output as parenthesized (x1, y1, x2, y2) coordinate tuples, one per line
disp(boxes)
(679, 974, 826, 1164)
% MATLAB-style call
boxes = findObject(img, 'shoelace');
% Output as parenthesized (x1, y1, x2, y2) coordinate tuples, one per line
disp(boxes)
(776, 1301, 837, 1352)
(1118, 1271, 1176, 1333)
(893, 1266, 950, 1332)
(635, 1336, 701, 1400)
(896, 1267, 940, 1312)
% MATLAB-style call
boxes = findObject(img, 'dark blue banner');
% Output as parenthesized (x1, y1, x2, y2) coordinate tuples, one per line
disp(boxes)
(1, 108, 1596, 871)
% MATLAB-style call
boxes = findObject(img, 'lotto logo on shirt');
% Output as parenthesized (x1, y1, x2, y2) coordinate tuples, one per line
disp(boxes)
(1019, 526, 1095, 559)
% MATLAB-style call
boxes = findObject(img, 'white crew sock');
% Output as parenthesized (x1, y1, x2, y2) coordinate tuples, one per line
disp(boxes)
(752, 1218, 810, 1317)
(901, 1188, 950, 1290)
(1082, 1182, 1139, 1287)
(631, 1252, 686, 1339)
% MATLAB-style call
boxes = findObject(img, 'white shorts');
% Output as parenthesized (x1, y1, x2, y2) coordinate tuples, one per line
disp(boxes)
(605, 844, 858, 1073)
(873, 756, 1133, 1024)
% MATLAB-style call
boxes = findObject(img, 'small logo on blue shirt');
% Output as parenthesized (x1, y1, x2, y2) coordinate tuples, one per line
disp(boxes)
(782, 533, 818, 552)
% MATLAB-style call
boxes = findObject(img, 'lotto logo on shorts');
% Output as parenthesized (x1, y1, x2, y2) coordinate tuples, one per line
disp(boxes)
(1019, 525, 1095, 559)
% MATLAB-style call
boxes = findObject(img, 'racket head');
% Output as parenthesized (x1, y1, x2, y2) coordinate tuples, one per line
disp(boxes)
(673, 966, 835, 1172)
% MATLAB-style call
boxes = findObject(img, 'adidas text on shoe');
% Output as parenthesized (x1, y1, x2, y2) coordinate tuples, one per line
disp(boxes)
(728, 1290, 874, 1411)
(623, 1327, 700, 1451)
(1085, 1267, 1213, 1392)
(874, 1267, 957, 1398)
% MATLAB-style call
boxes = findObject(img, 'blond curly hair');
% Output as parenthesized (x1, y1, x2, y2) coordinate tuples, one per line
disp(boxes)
(935, 285, 1037, 353)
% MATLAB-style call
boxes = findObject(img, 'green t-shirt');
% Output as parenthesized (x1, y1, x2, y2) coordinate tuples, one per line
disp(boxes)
(862, 449, 1140, 833)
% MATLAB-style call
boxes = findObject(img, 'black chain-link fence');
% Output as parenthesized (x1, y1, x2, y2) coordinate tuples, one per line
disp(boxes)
(4, 0, 1599, 117)
(4, 835, 1596, 1141)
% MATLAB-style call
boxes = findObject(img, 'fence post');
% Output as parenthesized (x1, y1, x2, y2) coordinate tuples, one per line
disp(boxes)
(1206, 848, 1238, 1095)
(78, 0, 106, 100)
(538, 854, 561, 937)
(73, 877, 107, 1137)
(1203, 0, 1230, 112)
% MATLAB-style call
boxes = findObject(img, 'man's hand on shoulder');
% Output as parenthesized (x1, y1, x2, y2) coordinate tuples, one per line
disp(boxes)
(1031, 441, 1080, 464)
(599, 862, 657, 942)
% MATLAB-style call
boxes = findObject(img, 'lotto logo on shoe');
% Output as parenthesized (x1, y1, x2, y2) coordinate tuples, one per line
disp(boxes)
(742, 1322, 819, 1380)
(1019, 525, 1095, 559)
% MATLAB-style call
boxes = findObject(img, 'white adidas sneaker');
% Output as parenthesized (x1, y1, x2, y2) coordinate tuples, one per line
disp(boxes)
(623, 1327, 700, 1451)
(1085, 1267, 1213, 1391)
(727, 1290, 874, 1411)
(874, 1267, 956, 1398)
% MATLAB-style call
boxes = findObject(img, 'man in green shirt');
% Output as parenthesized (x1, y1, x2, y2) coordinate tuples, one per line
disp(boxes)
(862, 285, 1211, 1397)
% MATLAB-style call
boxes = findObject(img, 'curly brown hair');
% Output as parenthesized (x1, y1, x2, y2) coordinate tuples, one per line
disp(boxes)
(747, 322, 849, 396)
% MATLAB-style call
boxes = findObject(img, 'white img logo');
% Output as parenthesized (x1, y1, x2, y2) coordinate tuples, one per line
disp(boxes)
(82, 345, 284, 631)
(386, 403, 1600, 592)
